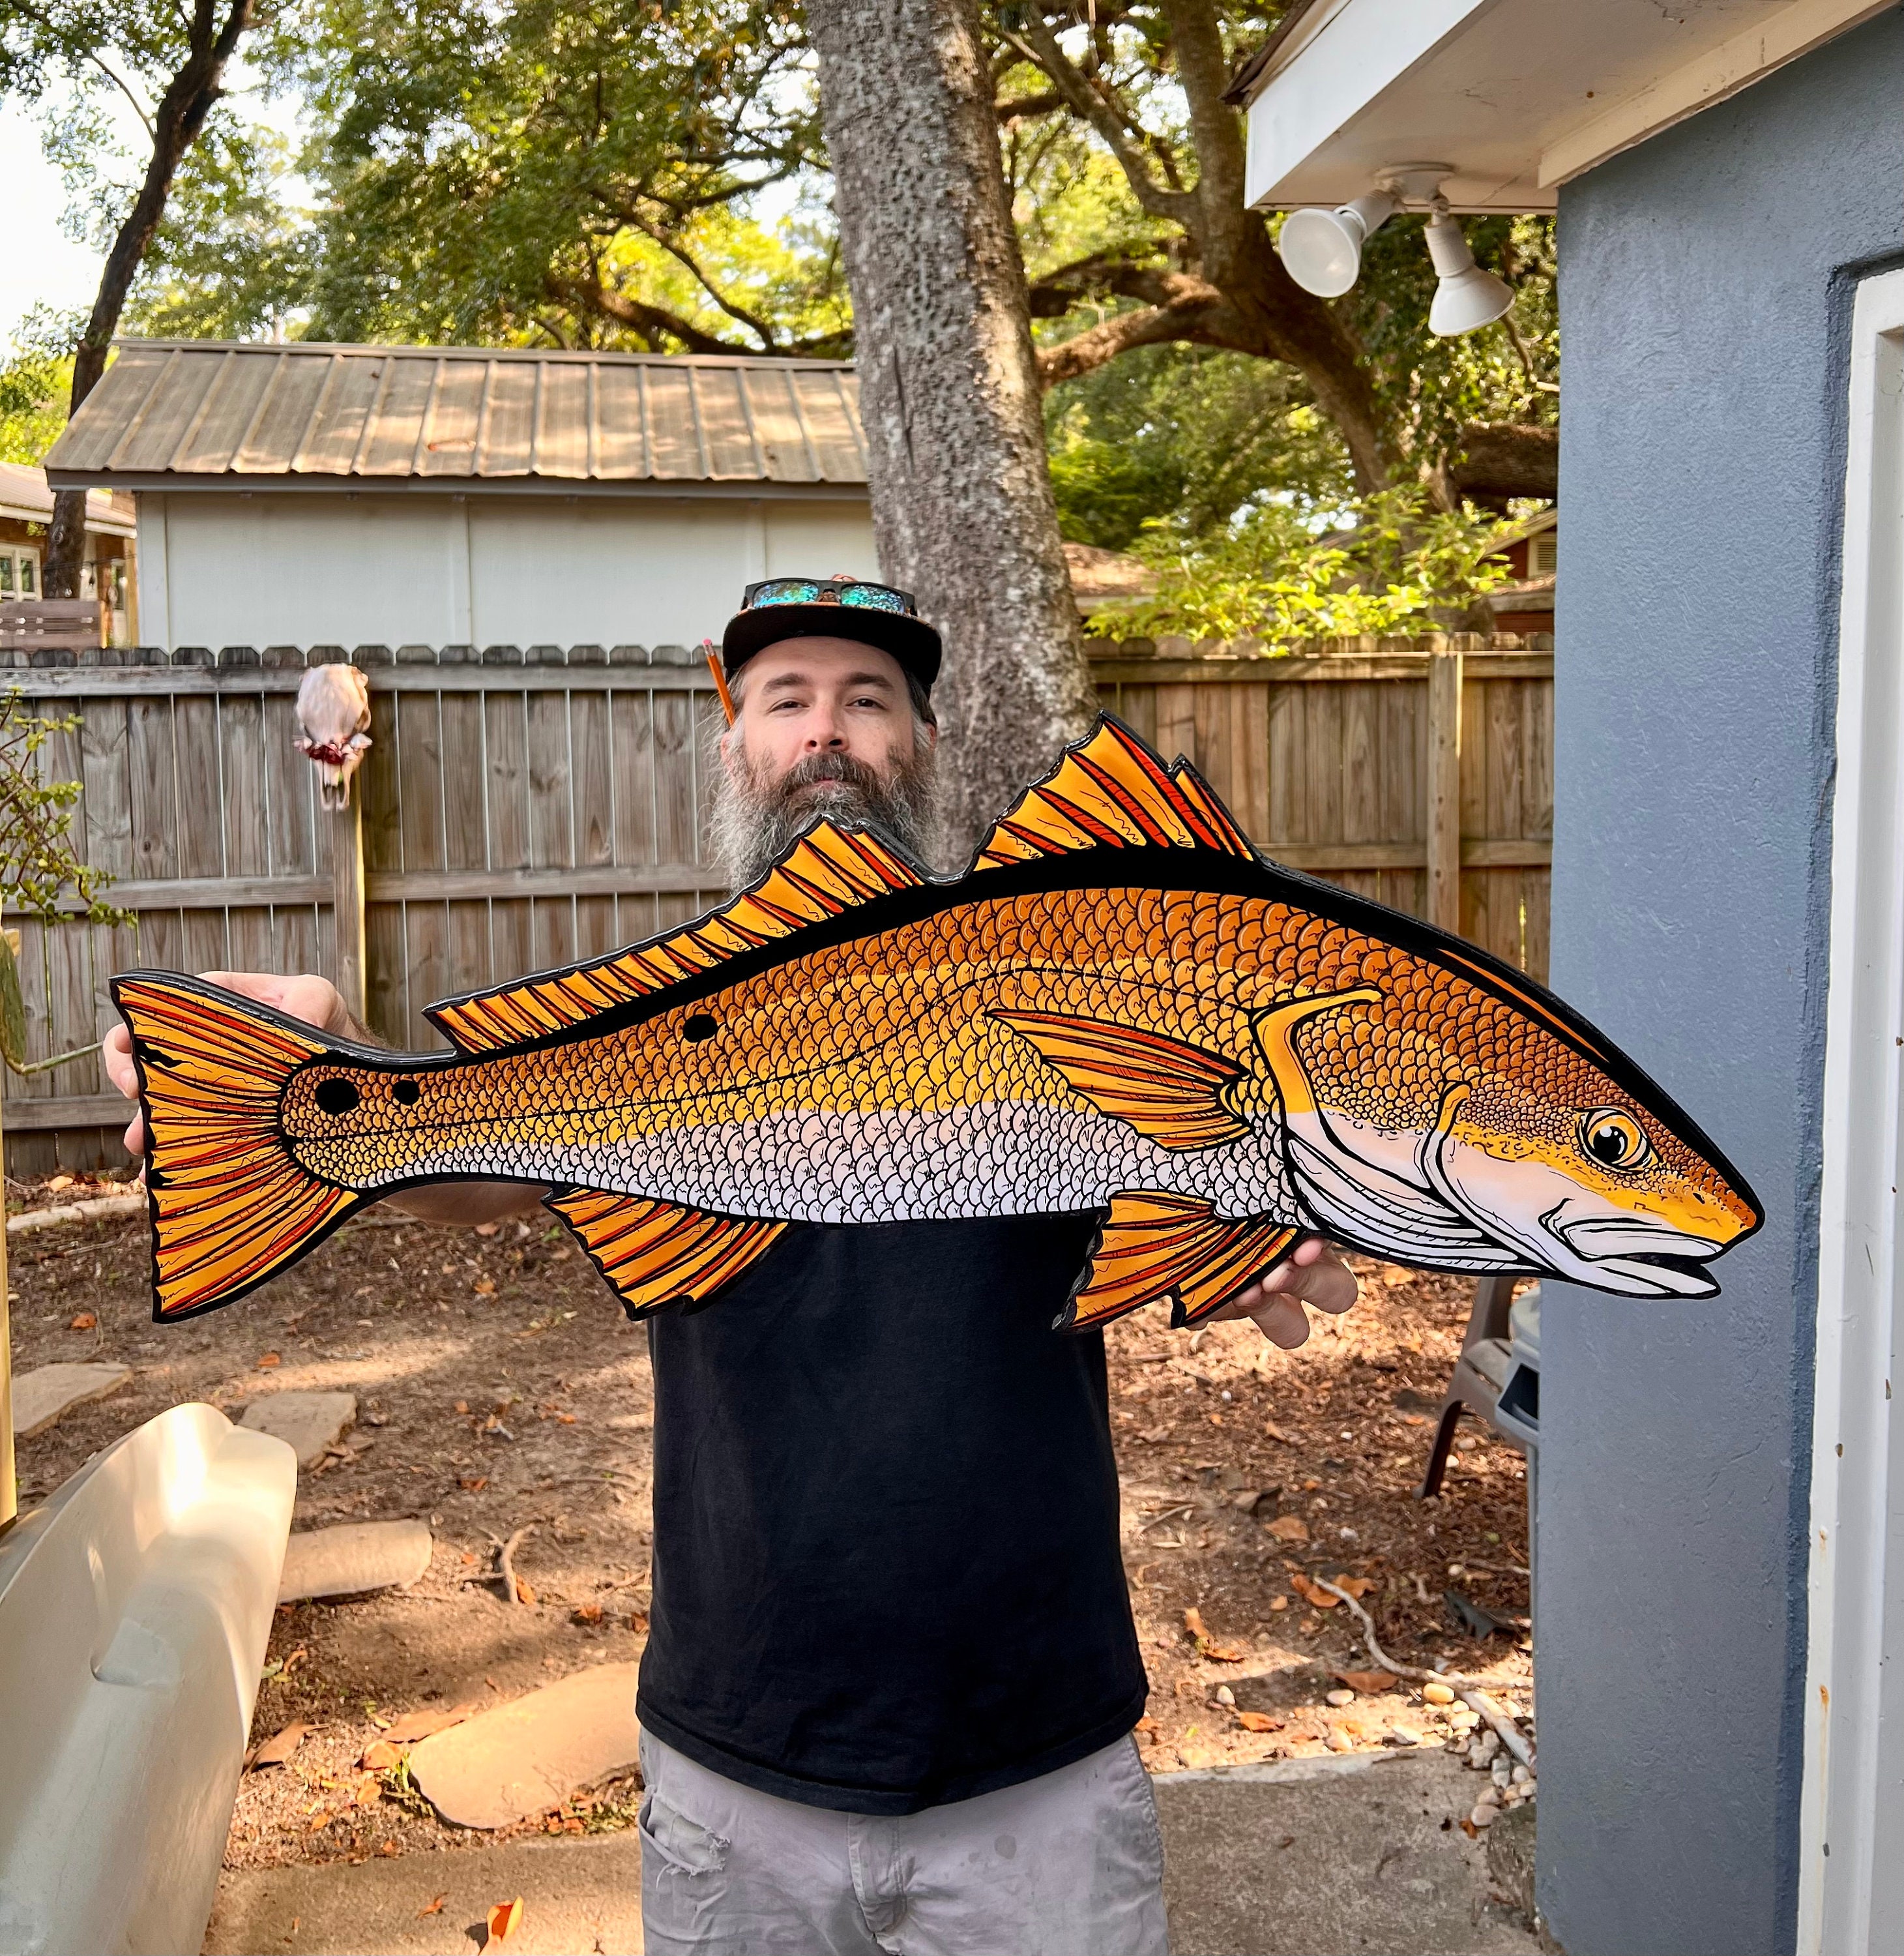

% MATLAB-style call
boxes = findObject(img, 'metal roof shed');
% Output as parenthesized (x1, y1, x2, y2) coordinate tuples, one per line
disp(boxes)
(42, 342, 878, 652)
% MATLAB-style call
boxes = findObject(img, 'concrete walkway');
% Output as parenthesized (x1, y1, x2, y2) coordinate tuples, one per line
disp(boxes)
(204, 1751, 1538, 1956)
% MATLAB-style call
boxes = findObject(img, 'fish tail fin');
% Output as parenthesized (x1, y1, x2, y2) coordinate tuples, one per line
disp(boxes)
(111, 973, 366, 1321)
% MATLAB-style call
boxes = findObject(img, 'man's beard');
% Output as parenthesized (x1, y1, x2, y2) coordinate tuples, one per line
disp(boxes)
(708, 742, 941, 891)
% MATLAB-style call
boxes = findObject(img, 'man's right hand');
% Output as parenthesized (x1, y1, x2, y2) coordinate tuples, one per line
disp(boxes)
(104, 970, 351, 1159)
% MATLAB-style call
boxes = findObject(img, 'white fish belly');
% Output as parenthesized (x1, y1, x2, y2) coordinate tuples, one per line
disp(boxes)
(390, 1101, 1300, 1224)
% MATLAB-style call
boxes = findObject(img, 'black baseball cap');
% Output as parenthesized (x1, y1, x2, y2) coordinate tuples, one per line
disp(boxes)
(721, 576, 943, 692)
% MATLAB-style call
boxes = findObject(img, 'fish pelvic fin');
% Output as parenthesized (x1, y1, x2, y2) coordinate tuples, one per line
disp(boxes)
(546, 1189, 786, 1320)
(429, 822, 928, 1056)
(111, 973, 368, 1322)
(991, 1009, 1250, 1149)
(974, 716, 1257, 870)
(1061, 1192, 1299, 1332)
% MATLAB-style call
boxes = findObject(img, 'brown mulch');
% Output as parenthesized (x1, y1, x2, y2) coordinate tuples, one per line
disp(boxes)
(6, 1175, 1529, 1869)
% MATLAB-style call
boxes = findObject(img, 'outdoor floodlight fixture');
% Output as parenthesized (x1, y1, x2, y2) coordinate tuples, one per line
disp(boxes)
(1424, 207, 1515, 337)
(1278, 166, 1516, 338)
(1276, 164, 1450, 299)
(1278, 190, 1399, 298)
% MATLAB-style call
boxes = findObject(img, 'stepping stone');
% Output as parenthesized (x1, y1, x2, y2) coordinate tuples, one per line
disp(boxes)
(12, 1361, 132, 1438)
(278, 1520, 434, 1602)
(407, 1663, 641, 1830)
(240, 1391, 357, 1469)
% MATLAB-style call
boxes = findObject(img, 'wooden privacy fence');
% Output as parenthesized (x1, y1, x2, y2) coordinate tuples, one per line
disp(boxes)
(0, 636, 1551, 1172)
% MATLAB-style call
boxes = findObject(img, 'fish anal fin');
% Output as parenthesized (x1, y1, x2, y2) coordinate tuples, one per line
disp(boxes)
(991, 1008, 1248, 1149)
(546, 1188, 785, 1319)
(1061, 1191, 1298, 1331)
(430, 822, 926, 1055)
(974, 716, 1257, 870)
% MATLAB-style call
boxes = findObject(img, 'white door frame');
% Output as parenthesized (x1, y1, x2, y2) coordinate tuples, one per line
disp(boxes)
(1798, 261, 1904, 1955)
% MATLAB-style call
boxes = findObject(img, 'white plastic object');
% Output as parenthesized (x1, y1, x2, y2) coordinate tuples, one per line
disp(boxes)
(0, 1403, 295, 1955)
(1425, 212, 1515, 336)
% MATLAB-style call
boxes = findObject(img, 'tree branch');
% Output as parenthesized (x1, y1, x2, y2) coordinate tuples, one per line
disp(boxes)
(545, 271, 739, 356)
(1037, 280, 1233, 389)
(0, 0, 155, 136)
(1002, 13, 1196, 229)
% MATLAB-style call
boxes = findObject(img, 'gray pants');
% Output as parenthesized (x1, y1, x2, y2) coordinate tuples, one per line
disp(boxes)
(637, 1731, 1169, 1955)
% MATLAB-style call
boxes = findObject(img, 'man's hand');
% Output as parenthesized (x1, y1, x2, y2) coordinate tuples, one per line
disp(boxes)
(104, 970, 351, 1159)
(1208, 1235, 1358, 1349)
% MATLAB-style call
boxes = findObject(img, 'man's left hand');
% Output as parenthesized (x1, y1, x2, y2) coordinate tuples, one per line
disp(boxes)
(1208, 1236, 1358, 1349)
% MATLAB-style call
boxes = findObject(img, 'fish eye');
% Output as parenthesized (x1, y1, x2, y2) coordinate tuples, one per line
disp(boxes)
(683, 1013, 718, 1044)
(392, 1079, 420, 1106)
(314, 1077, 360, 1117)
(1580, 1109, 1650, 1171)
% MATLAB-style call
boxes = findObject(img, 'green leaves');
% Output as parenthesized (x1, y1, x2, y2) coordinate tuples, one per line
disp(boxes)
(1106, 490, 1519, 645)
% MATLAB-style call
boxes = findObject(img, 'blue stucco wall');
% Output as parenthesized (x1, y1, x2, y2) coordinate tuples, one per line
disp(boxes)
(1543, 13, 1904, 1951)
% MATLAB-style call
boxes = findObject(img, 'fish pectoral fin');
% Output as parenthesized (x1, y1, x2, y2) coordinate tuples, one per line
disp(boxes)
(1062, 1192, 1298, 1331)
(546, 1189, 786, 1320)
(990, 1009, 1249, 1149)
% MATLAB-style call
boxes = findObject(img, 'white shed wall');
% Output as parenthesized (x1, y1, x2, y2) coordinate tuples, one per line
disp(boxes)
(139, 491, 879, 651)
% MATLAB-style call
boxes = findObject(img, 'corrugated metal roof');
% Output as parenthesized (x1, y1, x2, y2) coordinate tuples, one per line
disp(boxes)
(44, 342, 870, 492)
(0, 463, 137, 535)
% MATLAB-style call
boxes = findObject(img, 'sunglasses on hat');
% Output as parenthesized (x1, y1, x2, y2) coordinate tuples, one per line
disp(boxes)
(740, 577, 917, 616)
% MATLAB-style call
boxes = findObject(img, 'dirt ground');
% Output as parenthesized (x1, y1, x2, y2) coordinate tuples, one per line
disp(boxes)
(7, 1169, 1532, 1874)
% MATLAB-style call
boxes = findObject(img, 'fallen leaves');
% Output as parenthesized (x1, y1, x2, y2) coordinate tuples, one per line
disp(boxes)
(486, 1896, 524, 1947)
(383, 1704, 476, 1745)
(255, 1352, 281, 1370)
(459, 1475, 489, 1493)
(1263, 1421, 1295, 1444)
(1264, 1515, 1309, 1543)
(473, 1277, 497, 1297)
(572, 1603, 604, 1625)
(247, 1723, 310, 1770)
(1334, 1670, 1398, 1696)
(1289, 1574, 1340, 1610)
(68, 1312, 96, 1331)
(1183, 1607, 1248, 1663)
(417, 1894, 447, 1919)
(361, 1740, 402, 1771)
(1235, 1710, 1284, 1733)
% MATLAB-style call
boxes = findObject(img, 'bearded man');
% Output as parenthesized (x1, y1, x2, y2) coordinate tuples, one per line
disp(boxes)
(104, 578, 1358, 1956)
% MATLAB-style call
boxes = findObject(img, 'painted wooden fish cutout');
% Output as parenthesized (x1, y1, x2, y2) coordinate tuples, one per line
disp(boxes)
(113, 717, 1761, 1326)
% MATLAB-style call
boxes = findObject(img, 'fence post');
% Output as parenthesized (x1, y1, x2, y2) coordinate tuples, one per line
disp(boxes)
(1426, 645, 1464, 932)
(332, 801, 367, 1029)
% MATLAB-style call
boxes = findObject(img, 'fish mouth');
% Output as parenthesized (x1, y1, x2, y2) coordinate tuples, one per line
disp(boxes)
(1545, 1211, 1726, 1298)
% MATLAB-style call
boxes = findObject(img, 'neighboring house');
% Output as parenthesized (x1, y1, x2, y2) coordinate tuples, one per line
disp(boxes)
(1485, 507, 1556, 638)
(0, 464, 138, 644)
(1238, 7, 1904, 1954)
(40, 342, 880, 651)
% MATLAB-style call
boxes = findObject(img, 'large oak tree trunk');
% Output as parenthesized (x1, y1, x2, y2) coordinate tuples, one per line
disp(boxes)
(805, 0, 1099, 857)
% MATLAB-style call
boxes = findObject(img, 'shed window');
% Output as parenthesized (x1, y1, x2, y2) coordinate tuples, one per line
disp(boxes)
(0, 557, 12, 595)
(1527, 533, 1557, 579)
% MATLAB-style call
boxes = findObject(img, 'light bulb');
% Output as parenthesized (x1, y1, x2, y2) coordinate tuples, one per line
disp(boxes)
(1278, 190, 1398, 299)
(1424, 211, 1514, 336)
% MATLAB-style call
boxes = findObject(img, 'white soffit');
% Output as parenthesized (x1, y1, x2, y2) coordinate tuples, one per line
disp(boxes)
(1242, 0, 1897, 213)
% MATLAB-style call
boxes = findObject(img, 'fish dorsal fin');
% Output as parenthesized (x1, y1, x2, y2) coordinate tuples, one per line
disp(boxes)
(429, 823, 926, 1055)
(1061, 1191, 1298, 1331)
(990, 1009, 1249, 1150)
(974, 717, 1256, 870)
(546, 1189, 786, 1318)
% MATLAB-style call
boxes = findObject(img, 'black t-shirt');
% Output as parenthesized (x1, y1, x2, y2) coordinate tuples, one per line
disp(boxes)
(635, 1215, 1149, 1816)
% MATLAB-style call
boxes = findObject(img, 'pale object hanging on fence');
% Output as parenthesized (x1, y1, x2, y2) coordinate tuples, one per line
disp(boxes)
(293, 664, 372, 810)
